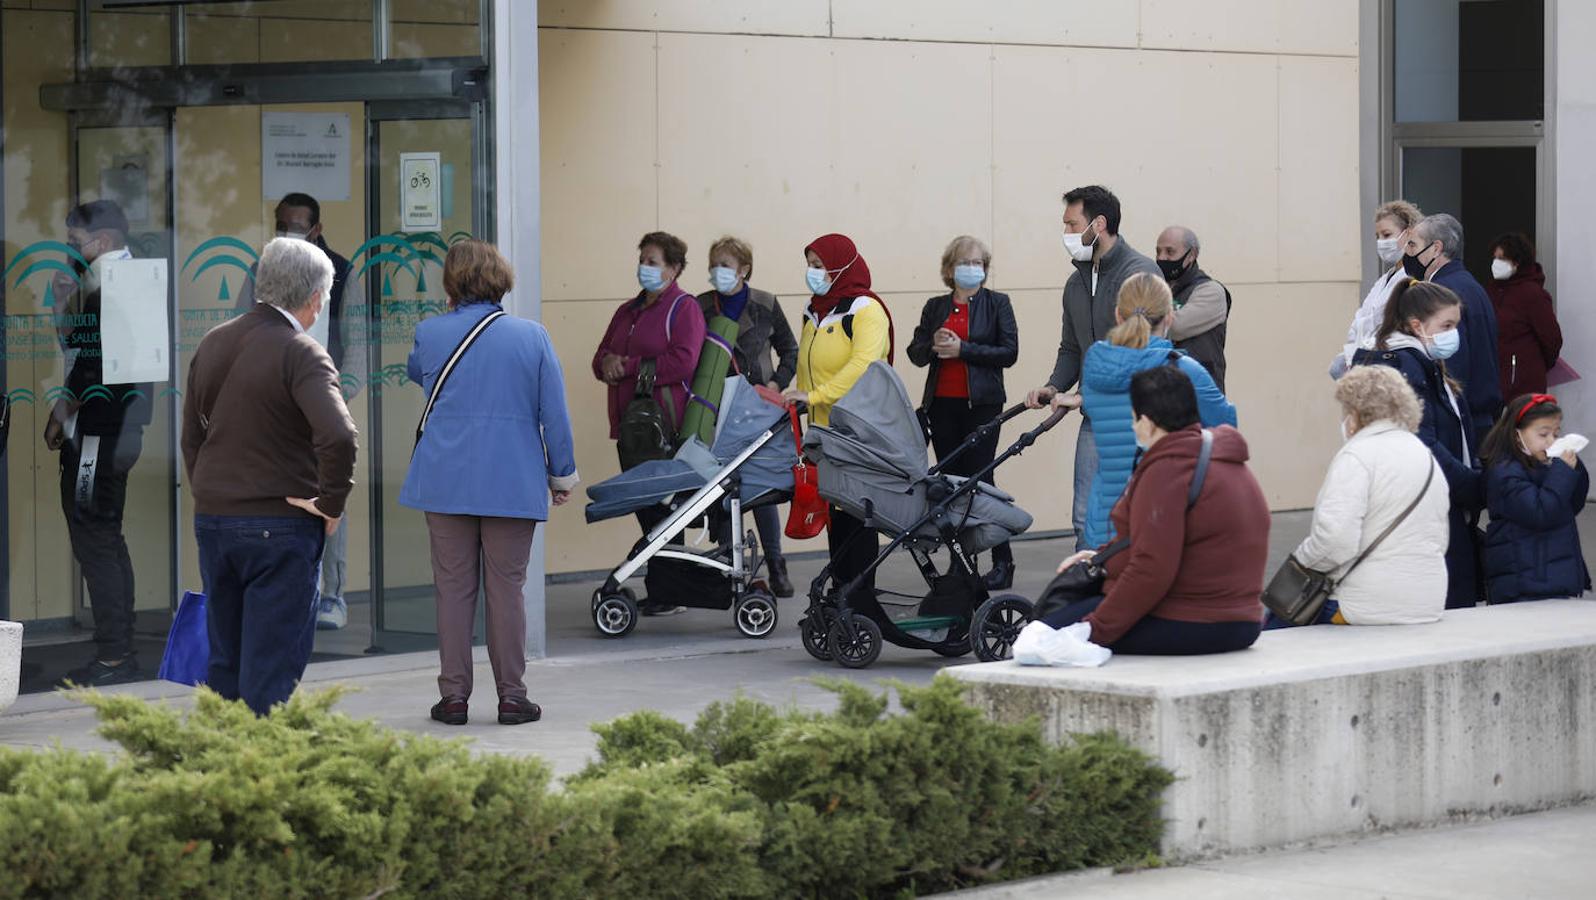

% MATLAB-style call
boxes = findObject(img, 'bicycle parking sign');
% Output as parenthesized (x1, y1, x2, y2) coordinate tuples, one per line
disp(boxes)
(399, 151, 441, 232)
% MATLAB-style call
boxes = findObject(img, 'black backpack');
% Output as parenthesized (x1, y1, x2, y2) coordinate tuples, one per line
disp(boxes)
(617, 359, 678, 471)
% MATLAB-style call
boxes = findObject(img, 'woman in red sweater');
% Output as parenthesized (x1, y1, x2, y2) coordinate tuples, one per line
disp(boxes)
(1046, 365, 1269, 654)
(1488, 232, 1562, 399)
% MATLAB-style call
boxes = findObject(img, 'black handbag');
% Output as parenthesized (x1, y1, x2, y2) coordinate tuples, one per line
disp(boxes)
(1036, 429, 1216, 621)
(1263, 460, 1436, 625)
(617, 359, 679, 471)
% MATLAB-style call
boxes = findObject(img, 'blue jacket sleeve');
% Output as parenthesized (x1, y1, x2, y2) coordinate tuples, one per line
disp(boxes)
(1179, 357, 1238, 427)
(537, 328, 578, 484)
(1415, 389, 1482, 511)
(407, 335, 425, 386)
(1487, 460, 1583, 530)
(1458, 283, 1502, 430)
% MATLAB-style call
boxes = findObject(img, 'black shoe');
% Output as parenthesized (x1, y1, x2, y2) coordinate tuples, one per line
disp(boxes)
(431, 697, 469, 726)
(639, 599, 687, 616)
(983, 560, 1015, 592)
(57, 655, 141, 689)
(498, 696, 543, 725)
(767, 556, 795, 599)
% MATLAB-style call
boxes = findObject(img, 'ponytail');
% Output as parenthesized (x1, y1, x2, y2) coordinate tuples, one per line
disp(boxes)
(1109, 272, 1172, 350)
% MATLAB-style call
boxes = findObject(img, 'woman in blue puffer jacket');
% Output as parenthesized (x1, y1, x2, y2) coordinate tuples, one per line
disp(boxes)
(1066, 273, 1236, 549)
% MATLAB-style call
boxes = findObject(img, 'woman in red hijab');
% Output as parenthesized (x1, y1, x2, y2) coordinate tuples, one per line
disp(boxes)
(783, 233, 893, 609)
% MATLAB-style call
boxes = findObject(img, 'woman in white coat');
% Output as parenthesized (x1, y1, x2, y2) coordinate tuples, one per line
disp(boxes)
(1272, 365, 1451, 626)
(1330, 200, 1424, 378)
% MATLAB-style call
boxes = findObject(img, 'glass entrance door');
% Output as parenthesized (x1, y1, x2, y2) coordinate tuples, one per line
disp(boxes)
(363, 101, 484, 652)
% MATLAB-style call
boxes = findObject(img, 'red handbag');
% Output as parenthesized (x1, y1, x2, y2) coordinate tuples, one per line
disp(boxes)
(784, 405, 829, 539)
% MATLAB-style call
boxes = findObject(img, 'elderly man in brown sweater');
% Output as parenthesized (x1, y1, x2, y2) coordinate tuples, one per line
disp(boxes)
(182, 237, 358, 715)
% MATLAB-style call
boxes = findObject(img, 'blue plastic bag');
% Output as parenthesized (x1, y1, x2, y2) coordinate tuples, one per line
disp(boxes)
(158, 591, 210, 686)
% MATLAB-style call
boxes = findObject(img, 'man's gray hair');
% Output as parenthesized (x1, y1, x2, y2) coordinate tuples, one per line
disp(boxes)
(1416, 213, 1464, 260)
(255, 236, 333, 312)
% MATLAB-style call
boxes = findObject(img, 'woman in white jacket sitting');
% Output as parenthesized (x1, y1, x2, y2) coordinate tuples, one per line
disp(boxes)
(1270, 365, 1451, 626)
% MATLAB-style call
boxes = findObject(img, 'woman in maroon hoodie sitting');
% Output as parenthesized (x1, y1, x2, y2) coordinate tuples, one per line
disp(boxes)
(1046, 366, 1270, 654)
(1487, 232, 1562, 400)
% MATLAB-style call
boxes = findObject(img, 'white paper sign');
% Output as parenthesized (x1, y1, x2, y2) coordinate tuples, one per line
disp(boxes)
(99, 258, 170, 384)
(262, 111, 352, 202)
(399, 151, 442, 232)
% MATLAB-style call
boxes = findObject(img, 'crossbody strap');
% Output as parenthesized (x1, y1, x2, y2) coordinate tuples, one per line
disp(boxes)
(1340, 458, 1436, 582)
(415, 310, 506, 448)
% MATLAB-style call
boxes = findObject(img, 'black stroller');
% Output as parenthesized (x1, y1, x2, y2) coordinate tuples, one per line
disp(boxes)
(798, 362, 1068, 668)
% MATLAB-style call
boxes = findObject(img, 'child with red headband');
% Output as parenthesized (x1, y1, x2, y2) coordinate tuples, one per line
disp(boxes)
(1480, 393, 1591, 604)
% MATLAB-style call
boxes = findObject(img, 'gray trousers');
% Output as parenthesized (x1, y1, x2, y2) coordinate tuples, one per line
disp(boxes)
(424, 512, 537, 702)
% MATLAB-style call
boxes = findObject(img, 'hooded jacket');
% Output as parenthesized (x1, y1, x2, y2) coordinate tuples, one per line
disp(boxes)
(1086, 425, 1269, 645)
(1045, 237, 1163, 394)
(1079, 338, 1237, 548)
(1486, 262, 1562, 399)
(1483, 455, 1591, 604)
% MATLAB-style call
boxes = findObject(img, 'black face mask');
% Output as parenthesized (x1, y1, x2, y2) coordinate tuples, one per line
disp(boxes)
(1402, 244, 1433, 280)
(1157, 252, 1190, 282)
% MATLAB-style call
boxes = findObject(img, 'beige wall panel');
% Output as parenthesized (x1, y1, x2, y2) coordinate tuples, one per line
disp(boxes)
(242, 1, 371, 21)
(655, 33, 993, 300)
(992, 45, 1280, 294)
(89, 11, 170, 68)
(1278, 55, 1361, 283)
(830, 0, 1138, 48)
(186, 15, 262, 65)
(539, 1, 830, 36)
(1225, 281, 1356, 508)
(390, 22, 480, 59)
(391, 0, 478, 26)
(1138, 0, 1359, 57)
(539, 28, 658, 302)
(258, 17, 371, 62)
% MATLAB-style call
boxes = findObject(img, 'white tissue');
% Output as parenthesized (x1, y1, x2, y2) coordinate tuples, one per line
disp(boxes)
(1011, 620, 1112, 668)
(1547, 434, 1589, 458)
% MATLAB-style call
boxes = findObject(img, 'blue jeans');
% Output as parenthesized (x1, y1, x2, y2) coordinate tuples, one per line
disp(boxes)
(1263, 600, 1341, 629)
(196, 515, 326, 715)
(1072, 418, 1099, 552)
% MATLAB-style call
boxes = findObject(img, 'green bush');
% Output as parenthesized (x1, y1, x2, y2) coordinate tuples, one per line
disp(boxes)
(0, 676, 1170, 899)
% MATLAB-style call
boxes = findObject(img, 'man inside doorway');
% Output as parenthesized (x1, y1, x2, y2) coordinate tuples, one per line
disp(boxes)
(237, 192, 358, 631)
(48, 199, 154, 686)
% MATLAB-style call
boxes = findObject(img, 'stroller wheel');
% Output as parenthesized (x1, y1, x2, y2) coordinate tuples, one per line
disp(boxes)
(800, 608, 836, 661)
(971, 594, 1034, 662)
(593, 592, 639, 638)
(734, 590, 779, 639)
(828, 614, 883, 669)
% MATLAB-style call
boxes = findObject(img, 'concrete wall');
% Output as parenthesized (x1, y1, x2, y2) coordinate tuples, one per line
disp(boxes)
(536, 1, 1363, 574)
(1552, 1, 1596, 436)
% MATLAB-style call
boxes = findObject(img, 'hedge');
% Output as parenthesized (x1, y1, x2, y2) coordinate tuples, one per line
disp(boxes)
(0, 675, 1170, 898)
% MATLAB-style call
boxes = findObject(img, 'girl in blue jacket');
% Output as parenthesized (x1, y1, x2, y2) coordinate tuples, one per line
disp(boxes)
(1480, 393, 1591, 604)
(1071, 273, 1236, 548)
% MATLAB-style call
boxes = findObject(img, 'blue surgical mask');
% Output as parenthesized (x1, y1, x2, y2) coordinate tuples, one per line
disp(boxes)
(710, 266, 740, 294)
(637, 264, 666, 293)
(806, 267, 831, 296)
(1428, 328, 1461, 360)
(953, 264, 985, 290)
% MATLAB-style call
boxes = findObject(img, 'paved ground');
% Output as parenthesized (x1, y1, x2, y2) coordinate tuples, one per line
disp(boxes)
(8, 511, 1596, 896)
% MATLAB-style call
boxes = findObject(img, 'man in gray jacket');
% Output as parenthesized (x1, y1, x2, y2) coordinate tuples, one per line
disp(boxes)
(1025, 185, 1162, 550)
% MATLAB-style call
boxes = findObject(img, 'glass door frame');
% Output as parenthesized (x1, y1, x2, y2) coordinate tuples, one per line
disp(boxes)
(363, 97, 490, 654)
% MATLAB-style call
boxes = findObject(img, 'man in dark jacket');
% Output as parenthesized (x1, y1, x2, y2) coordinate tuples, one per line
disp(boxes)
(49, 200, 155, 687)
(184, 237, 358, 715)
(1156, 225, 1231, 391)
(1403, 213, 1501, 439)
(1024, 185, 1162, 549)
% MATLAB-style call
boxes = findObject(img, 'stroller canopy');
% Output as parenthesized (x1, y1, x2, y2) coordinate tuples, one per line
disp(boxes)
(585, 377, 794, 523)
(803, 361, 1032, 552)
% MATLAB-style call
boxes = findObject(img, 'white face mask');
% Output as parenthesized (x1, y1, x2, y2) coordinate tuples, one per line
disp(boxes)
(1062, 223, 1097, 263)
(277, 230, 311, 242)
(1491, 259, 1517, 281)
(1376, 237, 1402, 266)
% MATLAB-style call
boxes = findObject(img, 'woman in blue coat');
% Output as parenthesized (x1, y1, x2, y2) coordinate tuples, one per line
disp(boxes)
(402, 240, 578, 728)
(1480, 393, 1591, 603)
(1354, 278, 1483, 608)
(1063, 273, 1235, 549)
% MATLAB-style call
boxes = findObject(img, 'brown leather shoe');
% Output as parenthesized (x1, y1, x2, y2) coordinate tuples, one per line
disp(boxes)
(498, 697, 542, 725)
(430, 697, 468, 726)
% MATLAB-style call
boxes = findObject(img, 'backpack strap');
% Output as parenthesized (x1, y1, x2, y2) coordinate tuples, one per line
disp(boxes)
(1187, 428, 1214, 510)
(416, 309, 506, 449)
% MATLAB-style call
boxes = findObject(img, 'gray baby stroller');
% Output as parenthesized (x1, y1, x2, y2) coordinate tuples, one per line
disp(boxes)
(584, 376, 796, 638)
(799, 361, 1069, 668)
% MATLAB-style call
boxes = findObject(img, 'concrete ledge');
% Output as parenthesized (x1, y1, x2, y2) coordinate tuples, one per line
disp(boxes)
(0, 621, 21, 712)
(948, 601, 1596, 861)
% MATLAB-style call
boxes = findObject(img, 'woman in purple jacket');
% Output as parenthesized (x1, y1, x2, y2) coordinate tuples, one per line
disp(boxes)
(592, 231, 705, 616)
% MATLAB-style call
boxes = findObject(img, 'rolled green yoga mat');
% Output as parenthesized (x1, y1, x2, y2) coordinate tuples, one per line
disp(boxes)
(678, 314, 740, 446)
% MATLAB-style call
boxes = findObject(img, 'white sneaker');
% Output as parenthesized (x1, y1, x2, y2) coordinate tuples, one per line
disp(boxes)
(316, 597, 348, 630)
